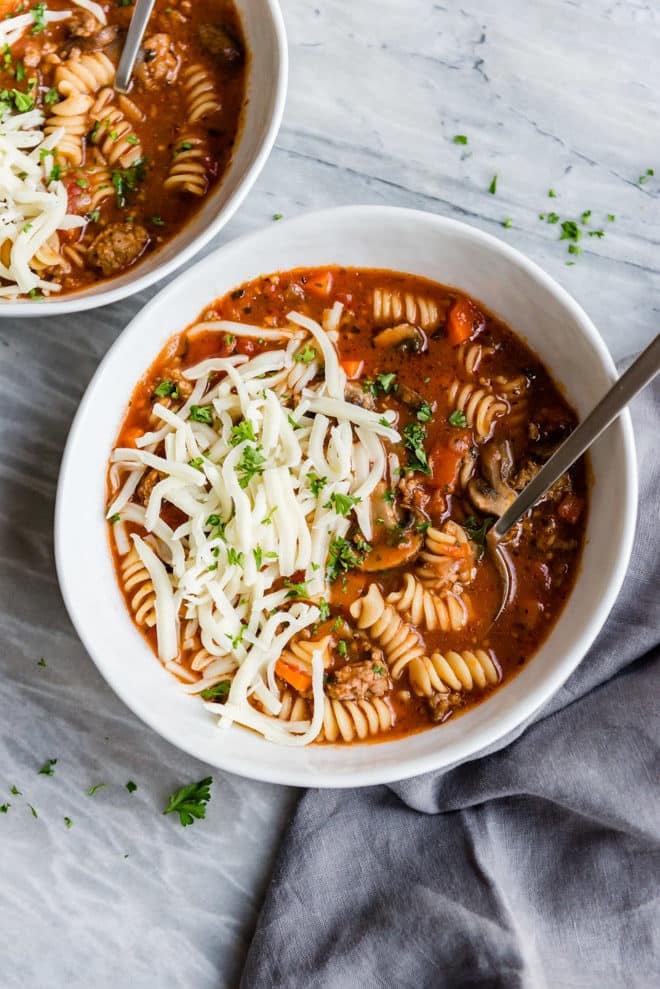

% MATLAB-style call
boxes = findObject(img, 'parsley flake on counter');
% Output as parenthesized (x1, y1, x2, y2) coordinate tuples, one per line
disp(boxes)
(64, 817, 73, 828)
(453, 134, 468, 144)
(501, 217, 512, 228)
(488, 174, 498, 194)
(126, 781, 138, 794)
(37, 657, 47, 668)
(448, 409, 468, 428)
(38, 758, 57, 776)
(607, 214, 616, 222)
(637, 168, 654, 184)
(88, 783, 106, 796)
(581, 210, 591, 225)
(548, 188, 557, 198)
(0, 803, 9, 814)
(28, 804, 38, 818)
(560, 220, 581, 242)
(163, 777, 213, 826)
(10, 785, 21, 796)
(272, 213, 283, 221)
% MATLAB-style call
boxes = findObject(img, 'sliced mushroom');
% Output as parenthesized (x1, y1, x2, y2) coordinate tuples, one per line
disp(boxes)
(467, 440, 517, 516)
(199, 23, 244, 64)
(360, 527, 423, 572)
(345, 380, 375, 410)
(370, 480, 401, 529)
(373, 323, 426, 352)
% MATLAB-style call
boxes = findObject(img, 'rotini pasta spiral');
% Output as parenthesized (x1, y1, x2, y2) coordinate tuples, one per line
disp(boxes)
(183, 64, 221, 122)
(164, 132, 209, 196)
(320, 696, 394, 743)
(85, 163, 114, 210)
(90, 88, 143, 168)
(349, 583, 427, 678)
(120, 546, 156, 627)
(457, 341, 494, 376)
(278, 689, 310, 722)
(408, 649, 501, 697)
(491, 374, 529, 441)
(373, 287, 441, 331)
(54, 52, 115, 97)
(386, 573, 469, 632)
(44, 92, 94, 166)
(417, 520, 476, 589)
(31, 233, 69, 274)
(447, 379, 508, 439)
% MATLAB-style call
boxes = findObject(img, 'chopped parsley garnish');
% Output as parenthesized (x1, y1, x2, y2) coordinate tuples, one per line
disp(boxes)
(176, 140, 193, 153)
(548, 188, 557, 198)
(546, 212, 560, 224)
(31, 2, 47, 34)
(589, 230, 605, 238)
(109, 513, 121, 525)
(416, 520, 431, 534)
(226, 625, 246, 650)
(560, 220, 581, 242)
(607, 214, 616, 222)
(326, 536, 365, 582)
(638, 168, 654, 184)
(283, 579, 309, 599)
(402, 422, 430, 474)
(37, 657, 47, 668)
(294, 344, 317, 364)
(188, 457, 204, 470)
(163, 777, 213, 826)
(15, 61, 25, 81)
(581, 209, 591, 225)
(44, 86, 60, 104)
(372, 664, 386, 675)
(448, 409, 468, 428)
(28, 288, 43, 300)
(375, 371, 397, 393)
(10, 785, 21, 795)
(453, 134, 468, 144)
(416, 400, 433, 423)
(568, 244, 581, 256)
(287, 414, 302, 431)
(76, 177, 88, 189)
(323, 492, 361, 516)
(502, 217, 512, 228)
(462, 514, 495, 550)
(64, 817, 73, 828)
(28, 804, 38, 818)
(235, 445, 265, 488)
(261, 506, 277, 525)
(272, 212, 283, 221)
(200, 681, 231, 701)
(331, 616, 344, 633)
(382, 489, 395, 504)
(0, 803, 9, 813)
(318, 598, 330, 622)
(229, 419, 256, 445)
(189, 404, 214, 425)
(88, 783, 106, 796)
(110, 158, 146, 207)
(125, 781, 137, 793)
(12, 89, 34, 112)
(86, 209, 100, 223)
(38, 758, 57, 776)
(336, 639, 348, 658)
(154, 379, 179, 399)
(150, 214, 165, 226)
(251, 545, 263, 569)
(307, 472, 328, 496)
(226, 547, 244, 567)
(488, 174, 498, 194)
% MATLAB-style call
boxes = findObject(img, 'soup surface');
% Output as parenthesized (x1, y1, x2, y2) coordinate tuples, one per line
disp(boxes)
(106, 267, 587, 745)
(0, 0, 247, 299)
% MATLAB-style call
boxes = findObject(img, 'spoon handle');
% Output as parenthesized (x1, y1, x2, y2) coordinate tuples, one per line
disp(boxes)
(114, 0, 156, 93)
(494, 333, 660, 539)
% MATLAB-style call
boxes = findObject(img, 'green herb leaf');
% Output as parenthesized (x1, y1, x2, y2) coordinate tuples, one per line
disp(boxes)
(548, 188, 557, 198)
(326, 536, 366, 582)
(110, 158, 146, 207)
(461, 514, 495, 548)
(253, 546, 263, 569)
(323, 492, 361, 516)
(607, 214, 616, 222)
(28, 804, 38, 818)
(235, 445, 265, 488)
(38, 758, 57, 776)
(163, 777, 213, 826)
(581, 209, 591, 225)
(125, 781, 137, 793)
(150, 214, 165, 226)
(546, 212, 560, 224)
(64, 816, 73, 828)
(154, 379, 179, 399)
(560, 220, 581, 242)
(10, 785, 21, 795)
(448, 409, 468, 428)
(261, 506, 278, 525)
(283, 579, 309, 600)
(306, 472, 328, 497)
(31, 2, 47, 33)
(402, 422, 430, 474)
(375, 371, 397, 394)
(372, 664, 386, 675)
(453, 134, 468, 145)
(501, 217, 512, 228)
(229, 419, 256, 445)
(0, 803, 9, 813)
(86, 208, 100, 223)
(272, 212, 283, 220)
(416, 400, 433, 423)
(88, 783, 106, 796)
(294, 343, 317, 364)
(199, 681, 231, 701)
(318, 598, 330, 622)
(588, 230, 605, 238)
(568, 243, 581, 255)
(188, 457, 204, 470)
(37, 657, 47, 668)
(488, 174, 498, 195)
(189, 404, 214, 425)
(227, 547, 244, 567)
(336, 639, 348, 658)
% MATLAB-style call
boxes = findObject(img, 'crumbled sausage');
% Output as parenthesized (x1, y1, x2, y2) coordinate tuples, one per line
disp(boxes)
(428, 691, 461, 722)
(136, 34, 180, 88)
(88, 222, 150, 276)
(198, 23, 244, 64)
(67, 9, 100, 37)
(136, 469, 162, 506)
(398, 473, 430, 513)
(326, 660, 390, 701)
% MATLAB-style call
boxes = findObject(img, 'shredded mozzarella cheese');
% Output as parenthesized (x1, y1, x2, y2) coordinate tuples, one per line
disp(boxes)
(109, 311, 400, 744)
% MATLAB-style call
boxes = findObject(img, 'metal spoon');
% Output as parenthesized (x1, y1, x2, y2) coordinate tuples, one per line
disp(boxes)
(114, 0, 156, 94)
(487, 333, 660, 621)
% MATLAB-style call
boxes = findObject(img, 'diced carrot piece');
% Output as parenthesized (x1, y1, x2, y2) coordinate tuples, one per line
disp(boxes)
(306, 270, 334, 297)
(447, 297, 486, 346)
(341, 359, 364, 380)
(427, 439, 468, 491)
(275, 659, 312, 694)
(441, 543, 470, 560)
(558, 494, 583, 524)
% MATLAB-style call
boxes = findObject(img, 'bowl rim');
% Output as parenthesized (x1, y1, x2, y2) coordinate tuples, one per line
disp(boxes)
(55, 205, 638, 787)
(0, 0, 289, 319)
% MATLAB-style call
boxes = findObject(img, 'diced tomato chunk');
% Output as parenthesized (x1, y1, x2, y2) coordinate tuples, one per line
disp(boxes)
(306, 270, 334, 297)
(428, 434, 470, 491)
(447, 297, 486, 346)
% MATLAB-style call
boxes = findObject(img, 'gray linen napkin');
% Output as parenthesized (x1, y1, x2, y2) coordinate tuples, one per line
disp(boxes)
(241, 382, 659, 989)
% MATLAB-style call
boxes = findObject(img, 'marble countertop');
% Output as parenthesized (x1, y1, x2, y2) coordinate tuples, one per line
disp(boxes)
(1, 1, 657, 986)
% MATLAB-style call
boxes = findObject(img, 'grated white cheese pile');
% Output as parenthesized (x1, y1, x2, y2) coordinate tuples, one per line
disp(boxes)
(0, 3, 108, 298)
(108, 308, 401, 744)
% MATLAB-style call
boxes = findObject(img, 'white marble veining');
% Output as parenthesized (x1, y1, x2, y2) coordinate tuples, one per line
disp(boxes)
(0, 1, 658, 986)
